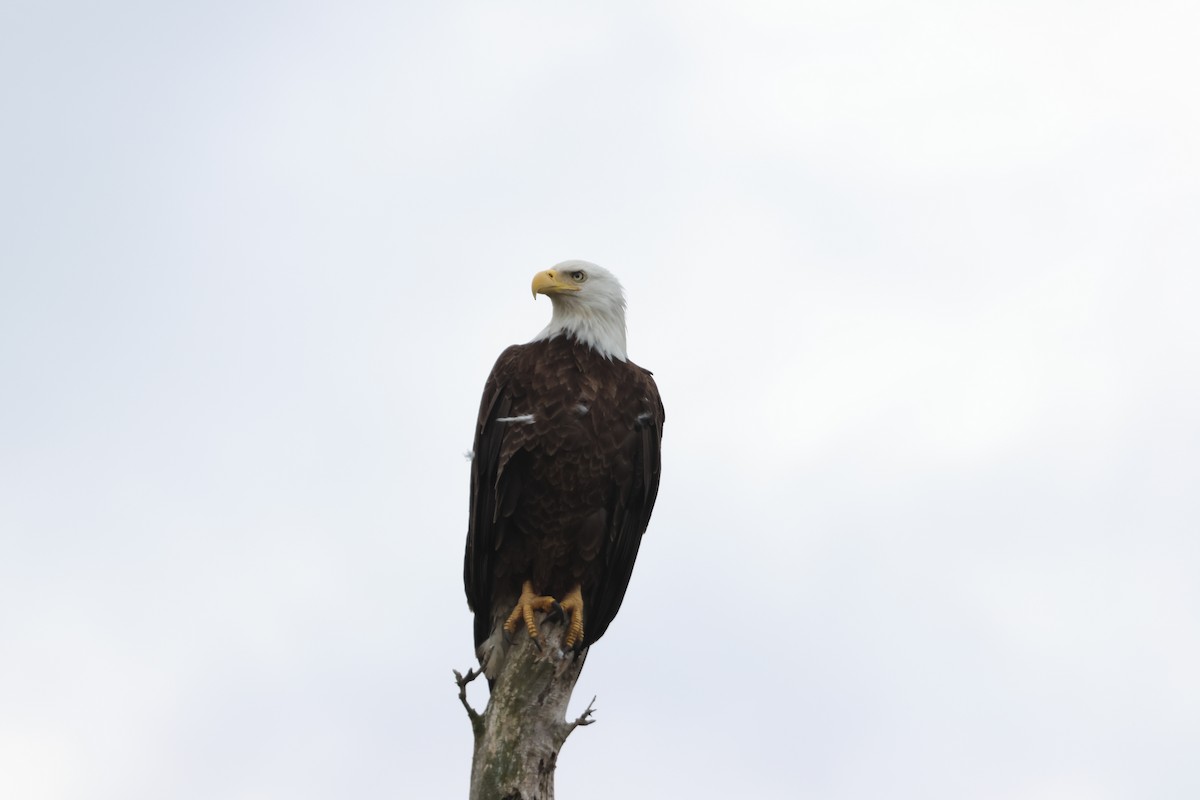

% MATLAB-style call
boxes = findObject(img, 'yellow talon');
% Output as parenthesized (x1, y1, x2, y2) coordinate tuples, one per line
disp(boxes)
(560, 584, 585, 649)
(503, 581, 559, 641)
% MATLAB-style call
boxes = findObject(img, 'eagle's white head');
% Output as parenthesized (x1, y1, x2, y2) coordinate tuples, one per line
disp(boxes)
(530, 260, 628, 361)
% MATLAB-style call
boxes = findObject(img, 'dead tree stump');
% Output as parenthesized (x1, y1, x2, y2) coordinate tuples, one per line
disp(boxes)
(455, 618, 595, 800)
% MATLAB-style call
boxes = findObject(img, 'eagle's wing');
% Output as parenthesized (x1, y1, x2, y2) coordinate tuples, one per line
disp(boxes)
(464, 344, 527, 649)
(586, 367, 665, 646)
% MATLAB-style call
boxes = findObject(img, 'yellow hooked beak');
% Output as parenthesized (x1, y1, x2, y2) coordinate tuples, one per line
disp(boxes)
(531, 269, 581, 299)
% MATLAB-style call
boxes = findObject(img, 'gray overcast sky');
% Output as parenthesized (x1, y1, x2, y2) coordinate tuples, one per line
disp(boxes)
(2, 2, 1198, 798)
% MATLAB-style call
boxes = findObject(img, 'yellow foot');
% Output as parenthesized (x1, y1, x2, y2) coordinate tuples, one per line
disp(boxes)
(503, 581, 560, 642)
(561, 584, 585, 649)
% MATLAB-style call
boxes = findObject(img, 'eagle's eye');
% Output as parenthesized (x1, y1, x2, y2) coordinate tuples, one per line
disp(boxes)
(571, 270, 587, 283)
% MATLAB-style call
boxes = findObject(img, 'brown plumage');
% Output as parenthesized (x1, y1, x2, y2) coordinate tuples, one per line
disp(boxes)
(464, 262, 664, 672)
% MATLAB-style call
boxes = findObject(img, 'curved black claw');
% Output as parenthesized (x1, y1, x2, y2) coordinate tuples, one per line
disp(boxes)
(548, 601, 567, 624)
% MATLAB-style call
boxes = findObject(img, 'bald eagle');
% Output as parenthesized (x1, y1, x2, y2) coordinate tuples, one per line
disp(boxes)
(465, 261, 664, 677)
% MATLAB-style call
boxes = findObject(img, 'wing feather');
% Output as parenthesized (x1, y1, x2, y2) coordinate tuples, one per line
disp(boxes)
(586, 369, 664, 645)
(464, 346, 525, 649)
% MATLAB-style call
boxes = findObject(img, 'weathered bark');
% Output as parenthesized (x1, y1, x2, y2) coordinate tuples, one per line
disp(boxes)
(456, 618, 594, 800)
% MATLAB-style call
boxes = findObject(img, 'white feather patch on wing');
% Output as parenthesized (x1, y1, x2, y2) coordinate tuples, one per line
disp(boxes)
(575, 403, 589, 415)
(477, 628, 509, 680)
(495, 414, 536, 424)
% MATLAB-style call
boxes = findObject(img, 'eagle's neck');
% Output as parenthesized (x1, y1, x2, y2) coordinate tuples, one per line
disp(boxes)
(533, 300, 628, 361)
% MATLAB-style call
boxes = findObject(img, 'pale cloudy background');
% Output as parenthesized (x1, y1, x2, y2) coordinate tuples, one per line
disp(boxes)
(2, 2, 1198, 798)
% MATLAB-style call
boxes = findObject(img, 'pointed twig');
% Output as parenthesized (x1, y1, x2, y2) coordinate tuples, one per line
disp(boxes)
(453, 667, 484, 736)
(560, 694, 597, 741)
